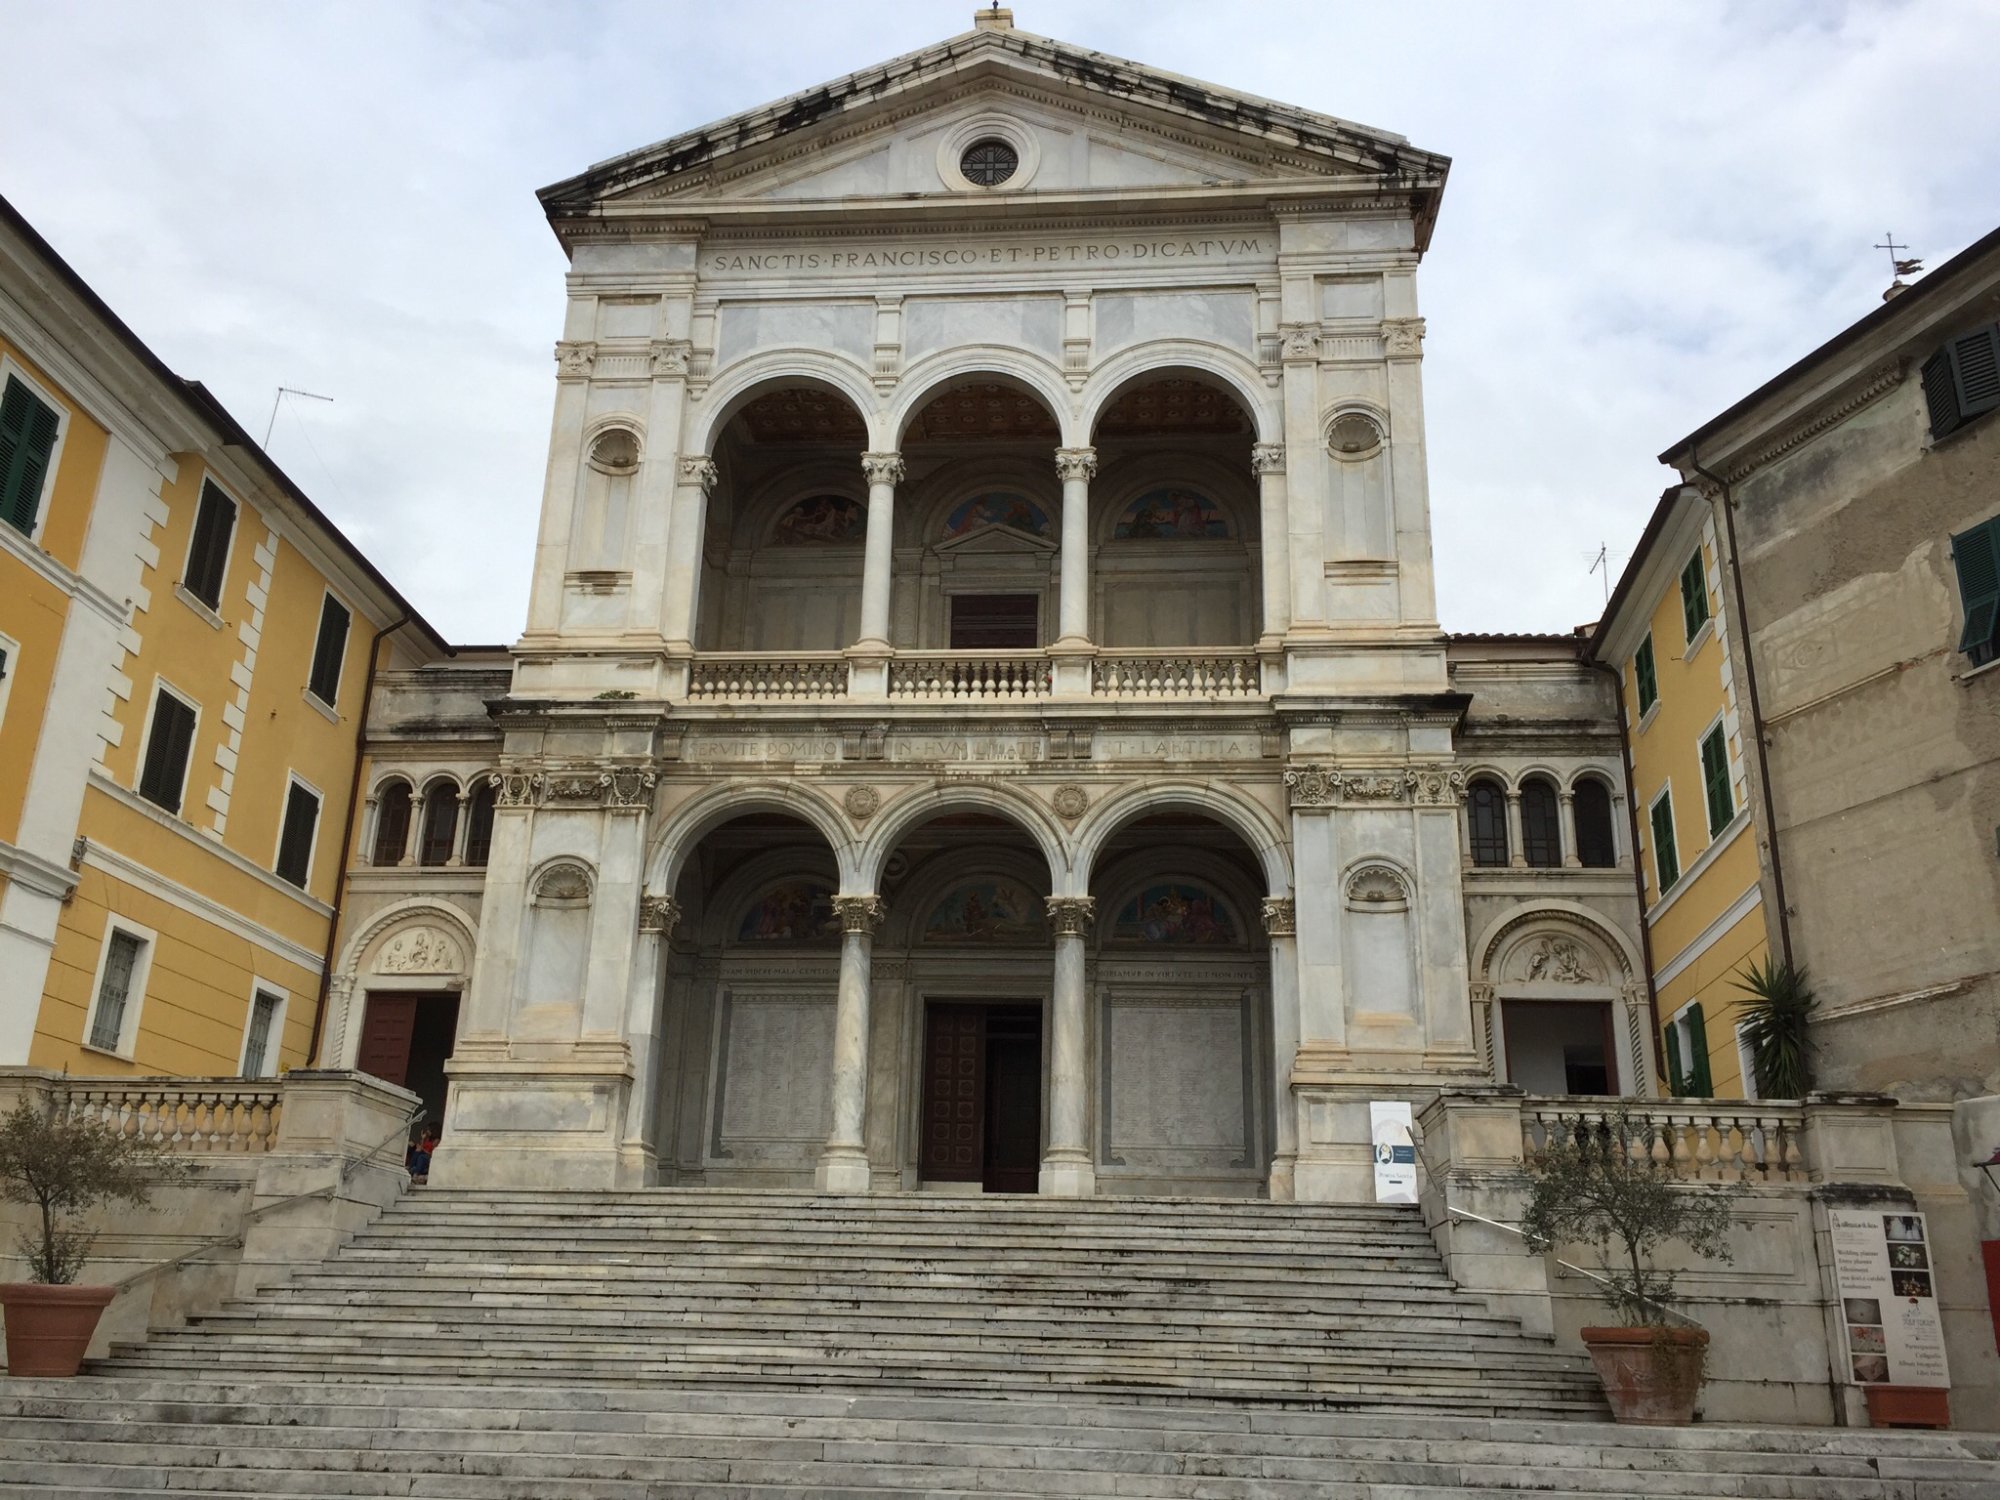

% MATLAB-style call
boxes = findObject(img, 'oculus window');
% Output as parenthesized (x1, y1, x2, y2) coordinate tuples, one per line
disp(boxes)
(959, 138, 1018, 186)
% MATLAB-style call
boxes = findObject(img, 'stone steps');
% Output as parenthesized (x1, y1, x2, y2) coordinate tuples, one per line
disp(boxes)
(0, 1379, 1992, 1499)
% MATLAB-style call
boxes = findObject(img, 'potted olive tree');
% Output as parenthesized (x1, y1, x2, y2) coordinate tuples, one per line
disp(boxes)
(1522, 1111, 1738, 1424)
(0, 1095, 183, 1376)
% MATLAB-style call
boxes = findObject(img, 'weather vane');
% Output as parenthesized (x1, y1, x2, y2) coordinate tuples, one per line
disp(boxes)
(1874, 232, 1923, 281)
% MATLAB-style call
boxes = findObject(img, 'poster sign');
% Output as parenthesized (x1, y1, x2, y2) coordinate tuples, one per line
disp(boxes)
(1827, 1208, 1950, 1388)
(1370, 1101, 1417, 1204)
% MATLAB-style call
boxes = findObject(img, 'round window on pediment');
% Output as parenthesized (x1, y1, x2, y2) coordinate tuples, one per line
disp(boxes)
(960, 138, 1019, 187)
(587, 427, 641, 476)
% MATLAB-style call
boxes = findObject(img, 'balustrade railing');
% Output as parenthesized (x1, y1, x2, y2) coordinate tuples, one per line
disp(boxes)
(889, 652, 1051, 701)
(1091, 651, 1262, 698)
(686, 654, 848, 701)
(61, 1081, 284, 1154)
(1520, 1098, 1806, 1184)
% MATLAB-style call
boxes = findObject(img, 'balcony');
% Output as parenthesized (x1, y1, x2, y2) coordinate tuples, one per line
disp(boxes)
(674, 648, 1266, 705)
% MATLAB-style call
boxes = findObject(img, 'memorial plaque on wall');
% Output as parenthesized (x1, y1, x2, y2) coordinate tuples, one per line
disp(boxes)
(1827, 1208, 1950, 1389)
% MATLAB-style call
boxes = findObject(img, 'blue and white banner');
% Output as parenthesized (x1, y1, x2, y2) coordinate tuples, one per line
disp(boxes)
(1370, 1101, 1417, 1204)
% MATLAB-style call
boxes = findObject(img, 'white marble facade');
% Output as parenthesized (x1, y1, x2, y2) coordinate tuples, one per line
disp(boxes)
(360, 14, 1643, 1200)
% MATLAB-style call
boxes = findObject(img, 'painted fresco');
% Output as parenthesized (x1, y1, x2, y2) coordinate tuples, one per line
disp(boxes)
(1112, 487, 1230, 540)
(736, 881, 840, 942)
(942, 492, 1053, 540)
(1109, 883, 1239, 945)
(772, 493, 866, 544)
(921, 879, 1047, 944)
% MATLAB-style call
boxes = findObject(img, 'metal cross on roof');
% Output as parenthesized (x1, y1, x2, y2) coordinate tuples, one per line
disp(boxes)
(1874, 232, 1924, 279)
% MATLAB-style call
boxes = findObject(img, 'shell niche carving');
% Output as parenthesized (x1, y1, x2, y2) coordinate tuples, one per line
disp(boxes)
(534, 862, 594, 904)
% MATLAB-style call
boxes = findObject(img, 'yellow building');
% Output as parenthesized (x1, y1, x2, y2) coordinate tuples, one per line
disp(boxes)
(1590, 487, 1771, 1098)
(0, 194, 448, 1079)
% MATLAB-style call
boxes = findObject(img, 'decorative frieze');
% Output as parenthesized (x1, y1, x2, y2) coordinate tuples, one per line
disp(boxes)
(1284, 765, 1467, 808)
(554, 340, 597, 379)
(1045, 896, 1097, 937)
(832, 895, 886, 935)
(489, 766, 658, 811)
(1259, 897, 1296, 937)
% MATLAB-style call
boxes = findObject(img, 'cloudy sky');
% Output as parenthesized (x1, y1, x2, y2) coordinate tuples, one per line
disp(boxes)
(4, 1, 1996, 643)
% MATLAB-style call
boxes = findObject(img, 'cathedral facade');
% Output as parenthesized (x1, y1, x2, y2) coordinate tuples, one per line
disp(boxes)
(319, 12, 1647, 1201)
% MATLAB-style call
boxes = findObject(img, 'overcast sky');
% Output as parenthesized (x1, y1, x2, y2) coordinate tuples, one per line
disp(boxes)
(4, 1, 1996, 643)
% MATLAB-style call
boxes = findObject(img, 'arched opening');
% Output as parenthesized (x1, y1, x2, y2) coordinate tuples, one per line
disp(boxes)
(1082, 807, 1277, 1196)
(1520, 776, 1562, 868)
(898, 378, 1063, 649)
(1573, 777, 1618, 868)
(1467, 777, 1510, 867)
(1478, 909, 1642, 1098)
(697, 383, 872, 651)
(462, 778, 498, 867)
(1088, 374, 1259, 648)
(416, 778, 460, 867)
(370, 779, 413, 867)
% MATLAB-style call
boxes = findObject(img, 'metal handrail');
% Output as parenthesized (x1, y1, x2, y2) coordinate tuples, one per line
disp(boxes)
(1446, 1204, 1707, 1330)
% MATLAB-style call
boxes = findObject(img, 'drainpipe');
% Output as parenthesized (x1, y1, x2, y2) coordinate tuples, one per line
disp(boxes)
(1685, 452, 1795, 969)
(305, 615, 409, 1068)
(1583, 650, 1666, 1093)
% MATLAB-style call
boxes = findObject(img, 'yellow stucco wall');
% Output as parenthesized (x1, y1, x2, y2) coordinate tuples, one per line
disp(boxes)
(1619, 524, 1767, 1098)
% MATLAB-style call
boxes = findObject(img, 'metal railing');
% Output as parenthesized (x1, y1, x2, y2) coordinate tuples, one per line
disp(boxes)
(1447, 1205, 1707, 1330)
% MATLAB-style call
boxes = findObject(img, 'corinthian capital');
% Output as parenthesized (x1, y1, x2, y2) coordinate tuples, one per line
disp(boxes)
(1251, 442, 1287, 476)
(1054, 447, 1098, 483)
(832, 894, 886, 935)
(677, 456, 718, 493)
(1260, 897, 1297, 937)
(554, 340, 597, 379)
(1045, 896, 1096, 938)
(638, 895, 681, 935)
(860, 452, 906, 486)
(1382, 317, 1426, 359)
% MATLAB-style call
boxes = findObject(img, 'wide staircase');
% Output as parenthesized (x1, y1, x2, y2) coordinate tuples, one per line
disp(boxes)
(2, 1190, 1991, 1498)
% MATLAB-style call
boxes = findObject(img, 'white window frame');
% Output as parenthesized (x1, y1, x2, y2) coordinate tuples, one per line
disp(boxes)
(177, 471, 241, 624)
(0, 629, 20, 734)
(239, 982, 289, 1078)
(1734, 1021, 1761, 1103)
(273, 770, 325, 890)
(1697, 712, 1734, 841)
(0, 356, 72, 548)
(304, 587, 352, 711)
(82, 918, 157, 1059)
(1647, 781, 1680, 899)
(133, 675, 201, 816)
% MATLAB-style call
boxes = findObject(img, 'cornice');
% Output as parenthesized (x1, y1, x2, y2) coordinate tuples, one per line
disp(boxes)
(1710, 357, 1910, 486)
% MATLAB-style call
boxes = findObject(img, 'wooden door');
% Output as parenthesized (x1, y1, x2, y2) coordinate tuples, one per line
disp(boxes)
(921, 1004, 985, 1181)
(982, 1006, 1042, 1194)
(356, 993, 419, 1086)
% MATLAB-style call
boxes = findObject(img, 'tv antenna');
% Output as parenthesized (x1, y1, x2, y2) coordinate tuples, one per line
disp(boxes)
(1588, 542, 1612, 606)
(263, 386, 333, 448)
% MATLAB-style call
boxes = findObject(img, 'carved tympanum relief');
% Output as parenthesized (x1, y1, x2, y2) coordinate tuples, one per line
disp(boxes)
(375, 926, 463, 974)
(1521, 936, 1595, 985)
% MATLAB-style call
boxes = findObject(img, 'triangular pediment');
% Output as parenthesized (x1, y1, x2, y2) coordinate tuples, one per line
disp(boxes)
(935, 523, 1057, 556)
(541, 23, 1447, 227)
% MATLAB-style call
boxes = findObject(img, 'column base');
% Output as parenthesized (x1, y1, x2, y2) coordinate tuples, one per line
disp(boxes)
(1267, 1154, 1297, 1202)
(1038, 1152, 1096, 1198)
(815, 1146, 874, 1193)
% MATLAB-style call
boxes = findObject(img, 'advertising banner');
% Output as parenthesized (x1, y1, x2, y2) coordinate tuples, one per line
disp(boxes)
(1827, 1207, 1950, 1388)
(1370, 1101, 1417, 1205)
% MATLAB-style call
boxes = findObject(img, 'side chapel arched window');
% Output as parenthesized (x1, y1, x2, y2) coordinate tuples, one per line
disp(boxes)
(1573, 779, 1618, 869)
(1468, 778, 1509, 867)
(418, 782, 459, 867)
(371, 781, 412, 867)
(1520, 778, 1562, 868)
(462, 779, 498, 867)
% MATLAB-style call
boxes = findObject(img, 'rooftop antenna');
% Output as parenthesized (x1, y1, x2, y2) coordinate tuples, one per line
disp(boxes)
(263, 386, 333, 448)
(1874, 232, 1924, 301)
(1588, 542, 1611, 606)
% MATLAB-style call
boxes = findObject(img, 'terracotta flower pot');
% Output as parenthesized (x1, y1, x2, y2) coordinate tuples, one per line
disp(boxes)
(1, 1283, 116, 1377)
(1580, 1324, 1709, 1425)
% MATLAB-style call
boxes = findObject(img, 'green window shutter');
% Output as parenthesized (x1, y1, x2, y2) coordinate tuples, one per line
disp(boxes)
(307, 594, 351, 704)
(1633, 637, 1658, 715)
(183, 482, 237, 610)
(1680, 552, 1710, 642)
(1950, 516, 2000, 662)
(1922, 324, 2000, 438)
(1663, 1023, 1687, 1095)
(1685, 1003, 1714, 1097)
(275, 783, 321, 888)
(1, 376, 61, 536)
(1700, 727, 1733, 836)
(1650, 792, 1680, 893)
(137, 689, 197, 814)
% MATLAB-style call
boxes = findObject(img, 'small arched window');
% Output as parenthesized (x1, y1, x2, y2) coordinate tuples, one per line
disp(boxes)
(1521, 778, 1562, 868)
(1468, 778, 1509, 867)
(1574, 779, 1618, 869)
(417, 782, 460, 867)
(370, 781, 412, 867)
(462, 779, 498, 867)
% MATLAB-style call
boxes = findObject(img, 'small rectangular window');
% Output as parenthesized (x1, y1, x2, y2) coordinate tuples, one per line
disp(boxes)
(275, 780, 321, 888)
(1663, 1003, 1714, 1098)
(1949, 515, 2000, 668)
(949, 593, 1039, 649)
(88, 929, 147, 1052)
(1734, 1022, 1761, 1103)
(1633, 636, 1659, 716)
(1700, 725, 1733, 836)
(242, 989, 284, 1077)
(0, 374, 61, 537)
(183, 481, 237, 611)
(1650, 789, 1680, 895)
(307, 593, 351, 706)
(137, 686, 198, 815)
(1921, 323, 2000, 439)
(1680, 551, 1710, 644)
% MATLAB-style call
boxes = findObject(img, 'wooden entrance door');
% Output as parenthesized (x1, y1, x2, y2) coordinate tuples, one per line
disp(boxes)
(920, 1001, 1042, 1192)
(356, 993, 419, 1085)
(356, 990, 461, 1133)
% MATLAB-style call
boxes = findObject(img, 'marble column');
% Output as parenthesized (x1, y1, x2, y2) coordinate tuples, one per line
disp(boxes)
(1053, 448, 1096, 647)
(1252, 443, 1291, 645)
(448, 790, 473, 868)
(1262, 897, 1300, 1201)
(817, 895, 885, 1193)
(1504, 789, 1527, 870)
(660, 457, 718, 651)
(1041, 896, 1096, 1197)
(620, 895, 679, 1185)
(1558, 789, 1581, 868)
(854, 453, 904, 652)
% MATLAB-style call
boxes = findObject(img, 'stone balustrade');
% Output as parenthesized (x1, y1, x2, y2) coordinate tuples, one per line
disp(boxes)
(888, 652, 1051, 701)
(1520, 1096, 1806, 1183)
(686, 654, 848, 701)
(60, 1080, 284, 1154)
(1091, 651, 1262, 698)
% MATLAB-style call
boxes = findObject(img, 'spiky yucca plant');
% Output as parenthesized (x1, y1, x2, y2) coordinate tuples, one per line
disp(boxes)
(1733, 957, 1817, 1100)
